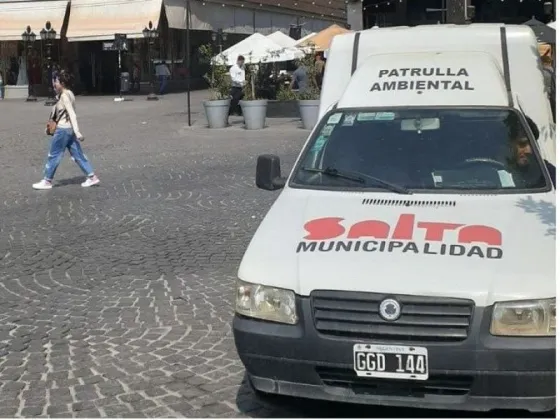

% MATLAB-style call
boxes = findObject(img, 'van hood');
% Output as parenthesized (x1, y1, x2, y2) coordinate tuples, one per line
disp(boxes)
(238, 190, 556, 306)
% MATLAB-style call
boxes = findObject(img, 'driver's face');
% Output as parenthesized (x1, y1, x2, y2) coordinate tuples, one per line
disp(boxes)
(514, 138, 532, 166)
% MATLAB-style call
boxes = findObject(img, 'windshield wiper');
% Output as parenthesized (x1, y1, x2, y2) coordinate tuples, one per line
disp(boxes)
(300, 167, 411, 194)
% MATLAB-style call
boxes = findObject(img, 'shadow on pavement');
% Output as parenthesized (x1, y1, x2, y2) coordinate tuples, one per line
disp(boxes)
(235, 374, 554, 418)
(54, 176, 87, 187)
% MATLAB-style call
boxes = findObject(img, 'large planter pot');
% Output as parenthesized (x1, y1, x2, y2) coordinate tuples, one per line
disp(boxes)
(203, 99, 231, 129)
(240, 99, 268, 130)
(299, 99, 320, 130)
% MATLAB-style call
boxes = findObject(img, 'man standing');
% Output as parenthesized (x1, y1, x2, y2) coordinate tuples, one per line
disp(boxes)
(155, 61, 171, 95)
(314, 53, 325, 88)
(291, 60, 308, 92)
(229, 55, 245, 116)
(541, 55, 555, 121)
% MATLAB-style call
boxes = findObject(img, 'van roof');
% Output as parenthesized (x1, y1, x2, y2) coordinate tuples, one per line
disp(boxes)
(321, 23, 543, 116)
(337, 51, 509, 110)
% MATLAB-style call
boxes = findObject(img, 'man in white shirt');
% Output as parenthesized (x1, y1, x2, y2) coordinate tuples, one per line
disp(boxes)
(229, 55, 245, 116)
(155, 61, 171, 95)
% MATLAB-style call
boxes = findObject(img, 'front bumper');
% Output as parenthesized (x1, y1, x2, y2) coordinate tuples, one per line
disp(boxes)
(233, 296, 555, 413)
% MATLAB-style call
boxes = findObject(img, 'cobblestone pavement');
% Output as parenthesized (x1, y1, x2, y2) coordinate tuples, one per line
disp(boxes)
(0, 93, 552, 418)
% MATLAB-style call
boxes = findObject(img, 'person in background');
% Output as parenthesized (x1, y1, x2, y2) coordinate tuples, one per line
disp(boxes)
(51, 63, 60, 91)
(291, 60, 308, 92)
(155, 61, 171, 95)
(132, 62, 140, 92)
(541, 55, 555, 121)
(229, 55, 245, 116)
(33, 70, 100, 190)
(314, 53, 325, 88)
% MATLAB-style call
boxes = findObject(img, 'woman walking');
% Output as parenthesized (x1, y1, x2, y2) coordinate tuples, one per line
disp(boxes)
(33, 70, 100, 190)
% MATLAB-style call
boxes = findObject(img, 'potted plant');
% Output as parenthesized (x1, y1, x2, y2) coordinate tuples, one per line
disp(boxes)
(199, 44, 231, 129)
(296, 45, 322, 130)
(239, 55, 269, 130)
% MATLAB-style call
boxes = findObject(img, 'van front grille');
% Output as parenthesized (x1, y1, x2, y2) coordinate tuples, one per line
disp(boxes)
(310, 291, 474, 342)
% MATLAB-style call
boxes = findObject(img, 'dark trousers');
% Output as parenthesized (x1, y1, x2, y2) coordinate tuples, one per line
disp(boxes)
(229, 86, 244, 115)
(131, 79, 140, 92)
(158, 75, 168, 95)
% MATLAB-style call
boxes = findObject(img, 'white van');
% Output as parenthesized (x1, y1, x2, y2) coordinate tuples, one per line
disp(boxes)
(233, 24, 556, 413)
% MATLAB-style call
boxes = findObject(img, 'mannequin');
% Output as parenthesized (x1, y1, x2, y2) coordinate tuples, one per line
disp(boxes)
(16, 54, 28, 85)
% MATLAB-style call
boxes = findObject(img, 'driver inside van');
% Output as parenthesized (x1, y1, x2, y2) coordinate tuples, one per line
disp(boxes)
(510, 135, 532, 168)
(506, 133, 547, 188)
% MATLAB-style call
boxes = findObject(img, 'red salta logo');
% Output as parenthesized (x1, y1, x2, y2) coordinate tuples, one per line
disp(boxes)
(296, 214, 503, 259)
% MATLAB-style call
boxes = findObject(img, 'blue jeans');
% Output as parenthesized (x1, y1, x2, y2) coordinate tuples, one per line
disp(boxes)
(44, 127, 94, 181)
(158, 75, 168, 95)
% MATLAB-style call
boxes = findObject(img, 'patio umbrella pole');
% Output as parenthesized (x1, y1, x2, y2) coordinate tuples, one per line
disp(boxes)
(186, 0, 192, 126)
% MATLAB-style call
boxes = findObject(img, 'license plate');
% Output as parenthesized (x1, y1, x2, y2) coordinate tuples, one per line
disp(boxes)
(353, 344, 429, 380)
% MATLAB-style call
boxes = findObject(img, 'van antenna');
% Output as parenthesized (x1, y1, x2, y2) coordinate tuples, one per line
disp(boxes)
(499, 26, 513, 107)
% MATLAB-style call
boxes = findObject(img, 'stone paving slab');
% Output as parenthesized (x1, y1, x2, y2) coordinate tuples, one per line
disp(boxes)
(0, 93, 551, 418)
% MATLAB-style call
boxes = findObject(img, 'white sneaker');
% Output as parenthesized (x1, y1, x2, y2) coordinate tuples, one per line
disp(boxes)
(32, 180, 52, 190)
(81, 175, 100, 188)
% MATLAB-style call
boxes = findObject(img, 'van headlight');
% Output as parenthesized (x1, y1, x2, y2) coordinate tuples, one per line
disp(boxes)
(235, 280, 298, 325)
(490, 299, 556, 336)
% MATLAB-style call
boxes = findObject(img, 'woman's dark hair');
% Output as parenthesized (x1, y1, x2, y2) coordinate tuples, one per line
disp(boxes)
(57, 70, 74, 88)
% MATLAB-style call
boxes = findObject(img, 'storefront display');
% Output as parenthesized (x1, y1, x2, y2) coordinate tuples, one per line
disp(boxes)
(0, 41, 30, 99)
(0, 42, 21, 86)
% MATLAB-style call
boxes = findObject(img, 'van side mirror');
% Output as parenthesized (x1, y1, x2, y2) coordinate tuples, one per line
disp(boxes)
(256, 154, 286, 190)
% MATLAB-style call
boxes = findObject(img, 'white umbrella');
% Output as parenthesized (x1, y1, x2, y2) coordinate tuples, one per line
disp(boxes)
(267, 31, 297, 48)
(212, 33, 304, 66)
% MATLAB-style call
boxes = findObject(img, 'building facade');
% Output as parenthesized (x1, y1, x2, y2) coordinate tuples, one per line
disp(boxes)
(348, 0, 555, 30)
(0, 0, 345, 96)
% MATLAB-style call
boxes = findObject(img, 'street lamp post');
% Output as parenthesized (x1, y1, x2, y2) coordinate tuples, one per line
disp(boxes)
(21, 25, 37, 102)
(142, 21, 159, 101)
(40, 21, 57, 106)
(211, 29, 227, 53)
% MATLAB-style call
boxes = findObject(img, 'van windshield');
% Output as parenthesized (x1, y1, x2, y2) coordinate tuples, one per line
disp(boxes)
(291, 108, 548, 193)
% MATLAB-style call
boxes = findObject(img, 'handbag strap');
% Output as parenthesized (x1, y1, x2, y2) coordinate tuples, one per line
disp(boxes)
(49, 99, 67, 123)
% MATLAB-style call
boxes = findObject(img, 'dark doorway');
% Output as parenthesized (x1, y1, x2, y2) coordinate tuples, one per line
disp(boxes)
(76, 42, 122, 95)
(98, 49, 119, 94)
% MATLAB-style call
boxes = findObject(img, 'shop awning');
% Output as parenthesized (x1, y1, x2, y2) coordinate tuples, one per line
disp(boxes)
(163, 0, 186, 30)
(66, 0, 163, 42)
(0, 0, 68, 41)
